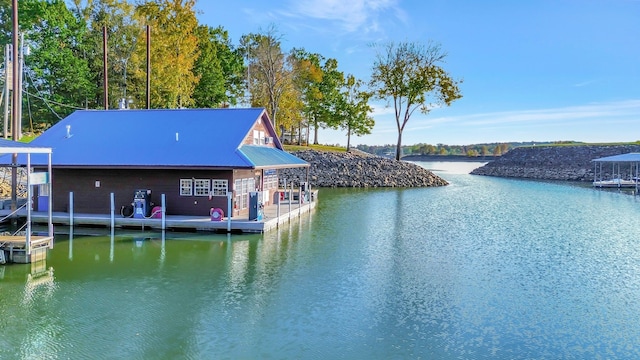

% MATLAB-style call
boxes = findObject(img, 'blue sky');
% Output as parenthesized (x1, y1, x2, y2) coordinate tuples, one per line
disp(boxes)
(196, 0, 640, 146)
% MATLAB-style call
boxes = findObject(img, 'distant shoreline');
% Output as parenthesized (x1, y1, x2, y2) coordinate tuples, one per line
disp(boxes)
(401, 154, 494, 163)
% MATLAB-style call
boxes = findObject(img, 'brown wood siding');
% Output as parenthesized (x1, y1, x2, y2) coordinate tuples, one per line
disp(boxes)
(242, 119, 277, 147)
(51, 169, 239, 217)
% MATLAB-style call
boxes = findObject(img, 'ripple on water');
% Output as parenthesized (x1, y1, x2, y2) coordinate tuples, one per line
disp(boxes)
(3, 170, 640, 359)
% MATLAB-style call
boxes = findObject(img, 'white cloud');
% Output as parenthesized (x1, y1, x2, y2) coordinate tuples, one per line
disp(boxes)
(455, 100, 640, 127)
(283, 0, 405, 33)
(573, 79, 598, 87)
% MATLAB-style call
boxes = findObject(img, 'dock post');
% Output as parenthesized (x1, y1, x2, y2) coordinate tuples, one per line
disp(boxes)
(68, 226, 73, 260)
(288, 183, 292, 219)
(69, 192, 74, 227)
(276, 193, 280, 228)
(109, 227, 115, 263)
(227, 192, 232, 233)
(298, 186, 302, 215)
(110, 193, 115, 229)
(161, 194, 166, 230)
(26, 153, 31, 255)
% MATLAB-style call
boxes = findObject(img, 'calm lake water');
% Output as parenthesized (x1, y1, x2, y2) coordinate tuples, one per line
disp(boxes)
(2, 162, 640, 359)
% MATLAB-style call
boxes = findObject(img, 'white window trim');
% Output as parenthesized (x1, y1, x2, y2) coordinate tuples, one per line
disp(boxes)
(180, 179, 193, 196)
(194, 179, 211, 197)
(211, 179, 228, 196)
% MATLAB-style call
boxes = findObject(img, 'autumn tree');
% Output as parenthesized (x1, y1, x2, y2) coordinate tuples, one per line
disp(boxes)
(290, 53, 345, 145)
(289, 49, 323, 145)
(240, 26, 292, 132)
(370, 41, 462, 160)
(131, 0, 199, 108)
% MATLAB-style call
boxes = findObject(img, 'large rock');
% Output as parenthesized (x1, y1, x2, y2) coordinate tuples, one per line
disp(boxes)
(280, 149, 448, 188)
(471, 145, 640, 181)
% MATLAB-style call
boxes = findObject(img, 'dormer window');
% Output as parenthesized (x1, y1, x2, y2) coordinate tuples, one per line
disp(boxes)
(253, 130, 267, 145)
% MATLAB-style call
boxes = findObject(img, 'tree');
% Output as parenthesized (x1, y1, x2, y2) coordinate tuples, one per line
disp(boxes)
(240, 26, 291, 132)
(312, 58, 344, 144)
(370, 41, 462, 160)
(131, 0, 199, 108)
(22, 0, 94, 127)
(291, 52, 345, 145)
(193, 25, 245, 108)
(339, 74, 374, 151)
(84, 0, 140, 109)
(192, 25, 225, 108)
(0, 0, 12, 44)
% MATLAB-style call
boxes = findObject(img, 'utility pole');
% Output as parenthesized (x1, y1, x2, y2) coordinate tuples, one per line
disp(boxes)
(11, 0, 18, 214)
(16, 32, 23, 139)
(103, 26, 109, 110)
(3, 44, 10, 139)
(146, 25, 151, 109)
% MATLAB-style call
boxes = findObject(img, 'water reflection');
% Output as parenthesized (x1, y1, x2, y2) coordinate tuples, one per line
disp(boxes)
(3, 176, 640, 358)
(23, 260, 56, 306)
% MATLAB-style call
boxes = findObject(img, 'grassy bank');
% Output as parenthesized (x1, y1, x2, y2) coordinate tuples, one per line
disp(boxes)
(284, 144, 346, 152)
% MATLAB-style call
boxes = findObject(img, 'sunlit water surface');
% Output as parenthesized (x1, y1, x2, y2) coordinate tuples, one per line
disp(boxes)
(2, 162, 640, 359)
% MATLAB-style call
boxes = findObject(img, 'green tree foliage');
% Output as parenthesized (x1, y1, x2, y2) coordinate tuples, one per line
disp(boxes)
(22, 0, 93, 127)
(0, 0, 262, 134)
(370, 41, 462, 160)
(339, 74, 374, 151)
(312, 58, 344, 144)
(193, 25, 245, 108)
(289, 50, 346, 145)
(288, 49, 321, 144)
(0, 0, 12, 44)
(83, 0, 140, 109)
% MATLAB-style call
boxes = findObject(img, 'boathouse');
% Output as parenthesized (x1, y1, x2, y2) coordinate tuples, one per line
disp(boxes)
(592, 152, 640, 190)
(0, 138, 53, 263)
(10, 108, 308, 217)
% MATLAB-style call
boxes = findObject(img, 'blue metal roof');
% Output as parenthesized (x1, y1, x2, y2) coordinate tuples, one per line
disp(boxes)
(9, 108, 307, 169)
(0, 138, 51, 154)
(593, 153, 640, 163)
(239, 145, 308, 168)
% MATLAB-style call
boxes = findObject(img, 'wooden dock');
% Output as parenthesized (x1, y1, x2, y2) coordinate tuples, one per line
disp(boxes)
(0, 235, 53, 264)
(20, 198, 317, 234)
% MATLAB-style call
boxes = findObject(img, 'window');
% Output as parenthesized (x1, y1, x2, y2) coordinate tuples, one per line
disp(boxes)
(194, 179, 211, 196)
(39, 184, 50, 197)
(264, 174, 278, 189)
(211, 180, 228, 196)
(234, 179, 243, 209)
(180, 179, 193, 196)
(253, 130, 259, 145)
(233, 177, 256, 210)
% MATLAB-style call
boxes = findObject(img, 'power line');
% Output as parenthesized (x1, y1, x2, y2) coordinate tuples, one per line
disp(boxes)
(24, 91, 85, 111)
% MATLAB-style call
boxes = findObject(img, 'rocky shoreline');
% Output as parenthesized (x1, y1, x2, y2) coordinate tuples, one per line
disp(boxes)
(280, 149, 448, 188)
(470, 144, 640, 181)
